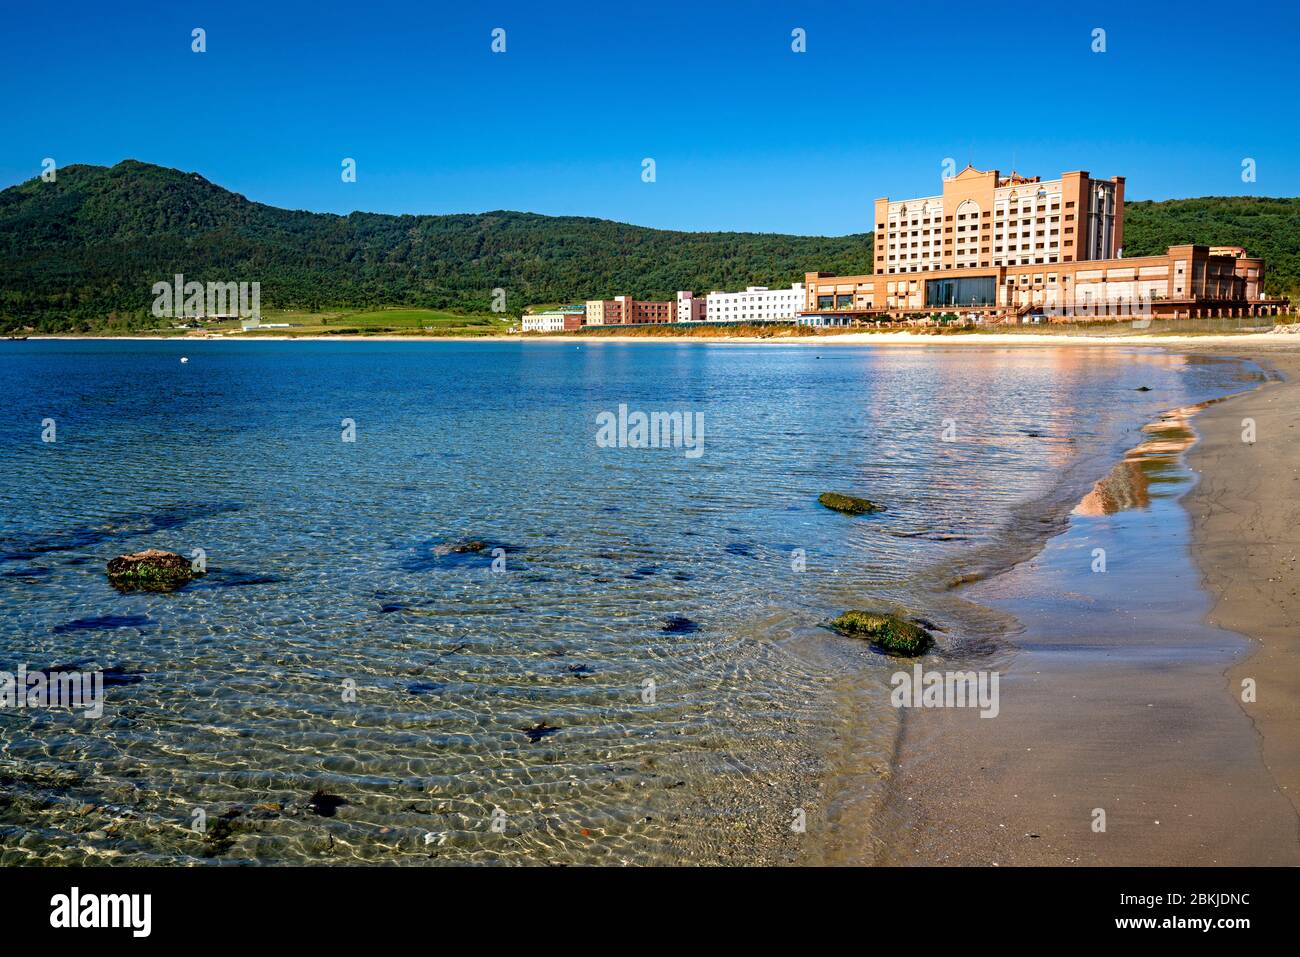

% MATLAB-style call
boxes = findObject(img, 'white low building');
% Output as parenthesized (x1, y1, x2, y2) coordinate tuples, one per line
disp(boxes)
(522, 311, 581, 333)
(704, 284, 805, 323)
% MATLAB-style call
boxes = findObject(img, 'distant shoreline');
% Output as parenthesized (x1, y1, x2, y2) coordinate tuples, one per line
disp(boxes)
(16, 330, 1300, 347)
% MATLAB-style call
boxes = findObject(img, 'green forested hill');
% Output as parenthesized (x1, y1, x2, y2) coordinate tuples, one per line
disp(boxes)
(0, 161, 870, 332)
(1122, 196, 1300, 296)
(1, 161, 1296, 332)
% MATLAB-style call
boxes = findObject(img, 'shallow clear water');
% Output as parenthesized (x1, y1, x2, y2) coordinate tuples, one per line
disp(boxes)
(0, 340, 1256, 864)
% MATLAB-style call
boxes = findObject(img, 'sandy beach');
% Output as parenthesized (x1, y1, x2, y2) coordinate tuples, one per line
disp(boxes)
(867, 339, 1300, 866)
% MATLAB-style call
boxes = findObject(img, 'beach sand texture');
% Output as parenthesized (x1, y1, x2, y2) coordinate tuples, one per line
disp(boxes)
(865, 341, 1300, 866)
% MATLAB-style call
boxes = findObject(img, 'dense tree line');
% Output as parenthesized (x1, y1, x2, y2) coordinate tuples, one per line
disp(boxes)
(1, 161, 1295, 333)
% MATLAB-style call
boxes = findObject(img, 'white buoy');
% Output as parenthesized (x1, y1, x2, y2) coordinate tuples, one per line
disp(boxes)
(180, 357, 189, 363)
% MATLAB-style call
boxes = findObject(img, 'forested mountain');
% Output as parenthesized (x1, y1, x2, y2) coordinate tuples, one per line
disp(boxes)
(1, 160, 1296, 332)
(0, 161, 869, 332)
(1123, 196, 1300, 295)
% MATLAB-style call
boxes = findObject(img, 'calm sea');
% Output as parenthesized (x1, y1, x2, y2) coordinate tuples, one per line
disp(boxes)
(0, 339, 1256, 864)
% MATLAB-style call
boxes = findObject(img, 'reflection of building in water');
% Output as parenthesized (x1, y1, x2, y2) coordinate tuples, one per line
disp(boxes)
(1075, 458, 1153, 516)
(1074, 410, 1198, 516)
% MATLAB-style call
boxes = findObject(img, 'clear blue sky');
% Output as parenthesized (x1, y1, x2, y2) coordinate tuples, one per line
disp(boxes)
(2, 0, 1296, 235)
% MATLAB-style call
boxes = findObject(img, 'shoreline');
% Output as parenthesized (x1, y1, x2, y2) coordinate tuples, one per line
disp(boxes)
(865, 342, 1300, 865)
(13, 329, 1299, 347)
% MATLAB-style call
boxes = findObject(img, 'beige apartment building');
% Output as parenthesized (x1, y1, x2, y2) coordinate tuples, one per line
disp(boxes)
(584, 296, 677, 325)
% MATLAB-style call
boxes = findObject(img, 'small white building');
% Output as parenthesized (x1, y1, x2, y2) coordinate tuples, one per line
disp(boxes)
(522, 311, 580, 333)
(705, 283, 805, 323)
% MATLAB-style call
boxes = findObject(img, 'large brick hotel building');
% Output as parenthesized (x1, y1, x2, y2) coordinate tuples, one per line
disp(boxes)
(802, 166, 1280, 323)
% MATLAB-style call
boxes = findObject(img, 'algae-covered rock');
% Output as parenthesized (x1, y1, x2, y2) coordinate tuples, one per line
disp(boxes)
(106, 549, 201, 592)
(436, 539, 487, 555)
(818, 492, 883, 515)
(829, 610, 933, 656)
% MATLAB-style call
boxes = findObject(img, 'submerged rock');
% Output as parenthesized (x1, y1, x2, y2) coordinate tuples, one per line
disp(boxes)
(520, 720, 561, 743)
(106, 549, 202, 592)
(52, 614, 151, 634)
(661, 615, 699, 634)
(201, 815, 239, 857)
(406, 681, 446, 695)
(306, 788, 347, 818)
(829, 610, 934, 656)
(433, 539, 487, 556)
(818, 492, 883, 515)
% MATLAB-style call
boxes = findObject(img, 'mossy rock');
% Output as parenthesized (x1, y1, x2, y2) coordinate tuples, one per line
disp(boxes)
(829, 610, 933, 656)
(106, 549, 201, 593)
(433, 539, 487, 556)
(818, 492, 883, 515)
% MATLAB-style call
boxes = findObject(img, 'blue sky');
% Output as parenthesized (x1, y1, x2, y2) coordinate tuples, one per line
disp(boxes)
(2, 0, 1296, 235)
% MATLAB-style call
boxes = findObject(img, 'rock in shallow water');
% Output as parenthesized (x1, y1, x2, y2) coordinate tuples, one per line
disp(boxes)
(105, 549, 202, 592)
(661, 615, 699, 634)
(829, 610, 934, 656)
(433, 539, 487, 556)
(519, 720, 561, 743)
(818, 492, 884, 515)
(306, 788, 347, 817)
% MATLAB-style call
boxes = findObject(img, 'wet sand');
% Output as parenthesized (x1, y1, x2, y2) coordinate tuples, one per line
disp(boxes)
(1187, 345, 1300, 828)
(868, 342, 1300, 866)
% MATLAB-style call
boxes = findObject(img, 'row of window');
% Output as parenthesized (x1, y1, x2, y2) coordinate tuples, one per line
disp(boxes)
(884, 200, 1078, 230)
(883, 257, 1072, 272)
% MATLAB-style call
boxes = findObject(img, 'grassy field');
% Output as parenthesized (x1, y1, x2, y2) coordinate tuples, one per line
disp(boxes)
(203, 307, 513, 337)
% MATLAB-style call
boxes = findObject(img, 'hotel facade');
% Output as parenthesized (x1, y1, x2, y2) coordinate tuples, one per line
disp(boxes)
(802, 166, 1280, 323)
